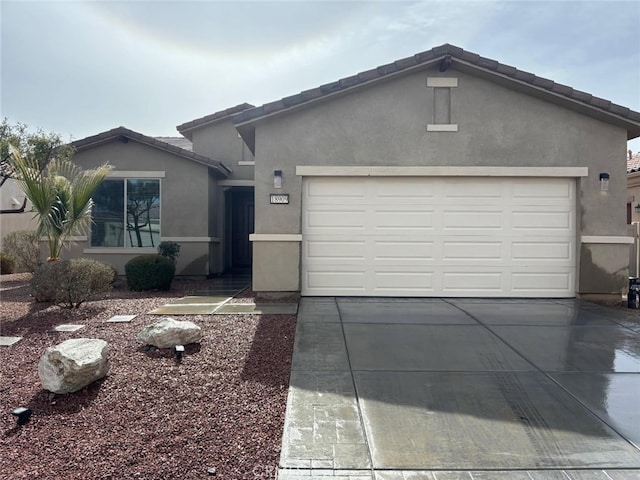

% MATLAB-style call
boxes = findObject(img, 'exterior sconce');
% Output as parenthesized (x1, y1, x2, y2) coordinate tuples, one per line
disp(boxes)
(599, 173, 610, 192)
(635, 203, 640, 214)
(273, 170, 282, 189)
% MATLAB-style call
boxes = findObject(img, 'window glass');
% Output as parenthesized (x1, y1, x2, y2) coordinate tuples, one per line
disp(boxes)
(91, 178, 160, 248)
(91, 180, 124, 247)
(126, 179, 160, 248)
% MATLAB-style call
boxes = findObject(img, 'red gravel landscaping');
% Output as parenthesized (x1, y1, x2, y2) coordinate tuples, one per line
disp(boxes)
(0, 274, 297, 480)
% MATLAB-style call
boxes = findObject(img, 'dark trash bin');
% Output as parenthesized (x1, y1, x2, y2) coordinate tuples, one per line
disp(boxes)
(628, 278, 640, 309)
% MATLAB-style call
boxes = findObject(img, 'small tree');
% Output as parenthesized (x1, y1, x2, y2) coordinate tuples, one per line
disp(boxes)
(7, 147, 111, 261)
(0, 119, 75, 189)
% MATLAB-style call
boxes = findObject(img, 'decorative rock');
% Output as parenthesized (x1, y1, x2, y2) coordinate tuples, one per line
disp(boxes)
(137, 317, 202, 349)
(38, 338, 109, 394)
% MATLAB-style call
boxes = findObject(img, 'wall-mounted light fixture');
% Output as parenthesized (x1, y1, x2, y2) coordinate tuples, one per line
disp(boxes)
(599, 173, 610, 192)
(634, 203, 640, 214)
(273, 170, 282, 189)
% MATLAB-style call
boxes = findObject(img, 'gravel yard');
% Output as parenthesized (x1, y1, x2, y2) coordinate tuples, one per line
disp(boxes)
(0, 274, 296, 480)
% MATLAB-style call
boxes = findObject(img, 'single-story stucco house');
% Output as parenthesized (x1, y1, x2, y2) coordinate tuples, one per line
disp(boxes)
(12, 44, 640, 300)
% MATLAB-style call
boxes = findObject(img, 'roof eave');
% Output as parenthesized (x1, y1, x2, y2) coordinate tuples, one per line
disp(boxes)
(73, 128, 232, 178)
(233, 58, 442, 130)
(176, 103, 255, 139)
(232, 49, 640, 140)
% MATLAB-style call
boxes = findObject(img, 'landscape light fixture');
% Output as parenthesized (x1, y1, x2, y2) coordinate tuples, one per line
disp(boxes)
(175, 345, 185, 360)
(273, 170, 283, 189)
(11, 407, 32, 426)
(599, 172, 610, 192)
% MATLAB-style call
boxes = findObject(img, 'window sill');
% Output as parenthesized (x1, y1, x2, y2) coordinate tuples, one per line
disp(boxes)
(83, 248, 157, 254)
(427, 124, 458, 132)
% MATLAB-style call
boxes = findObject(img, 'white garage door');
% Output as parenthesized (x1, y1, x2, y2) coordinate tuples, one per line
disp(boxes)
(301, 176, 576, 297)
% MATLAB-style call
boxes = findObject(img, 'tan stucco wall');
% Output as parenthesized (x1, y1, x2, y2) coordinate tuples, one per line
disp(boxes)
(252, 241, 300, 291)
(191, 120, 255, 181)
(70, 139, 220, 276)
(251, 66, 630, 295)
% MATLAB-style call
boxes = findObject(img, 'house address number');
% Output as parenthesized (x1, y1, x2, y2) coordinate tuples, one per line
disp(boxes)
(270, 194, 289, 204)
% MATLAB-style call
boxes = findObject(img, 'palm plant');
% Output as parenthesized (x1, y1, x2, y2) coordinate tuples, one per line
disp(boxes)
(7, 145, 111, 261)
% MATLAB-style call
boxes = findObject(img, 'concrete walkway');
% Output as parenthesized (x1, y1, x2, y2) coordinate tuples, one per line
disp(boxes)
(278, 298, 640, 480)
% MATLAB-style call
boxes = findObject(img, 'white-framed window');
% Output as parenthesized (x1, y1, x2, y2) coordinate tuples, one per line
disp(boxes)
(91, 178, 161, 248)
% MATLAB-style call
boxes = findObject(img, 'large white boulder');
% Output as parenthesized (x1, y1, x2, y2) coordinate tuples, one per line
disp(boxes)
(137, 317, 201, 349)
(38, 338, 109, 394)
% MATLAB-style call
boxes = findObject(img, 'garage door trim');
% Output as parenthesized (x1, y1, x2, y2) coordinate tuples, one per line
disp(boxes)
(296, 166, 588, 177)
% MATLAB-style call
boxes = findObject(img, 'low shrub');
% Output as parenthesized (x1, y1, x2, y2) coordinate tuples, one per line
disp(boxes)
(0, 253, 16, 274)
(125, 254, 175, 291)
(31, 258, 115, 308)
(158, 241, 181, 263)
(2, 230, 41, 273)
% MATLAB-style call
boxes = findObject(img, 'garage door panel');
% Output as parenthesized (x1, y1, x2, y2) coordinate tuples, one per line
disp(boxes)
(443, 181, 504, 199)
(305, 270, 367, 292)
(511, 271, 573, 293)
(443, 211, 503, 230)
(373, 179, 435, 198)
(374, 272, 434, 293)
(511, 241, 573, 262)
(442, 272, 504, 293)
(306, 178, 367, 197)
(442, 241, 504, 261)
(511, 211, 572, 230)
(511, 180, 571, 199)
(306, 209, 366, 230)
(306, 240, 366, 260)
(374, 210, 434, 232)
(301, 177, 576, 297)
(373, 241, 434, 261)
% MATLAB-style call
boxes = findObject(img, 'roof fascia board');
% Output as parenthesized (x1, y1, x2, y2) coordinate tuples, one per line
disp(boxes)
(176, 103, 255, 137)
(177, 114, 234, 135)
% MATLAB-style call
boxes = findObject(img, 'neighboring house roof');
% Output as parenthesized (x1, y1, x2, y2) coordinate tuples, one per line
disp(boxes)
(627, 151, 640, 173)
(72, 126, 231, 177)
(176, 103, 255, 140)
(232, 43, 640, 152)
(154, 136, 193, 151)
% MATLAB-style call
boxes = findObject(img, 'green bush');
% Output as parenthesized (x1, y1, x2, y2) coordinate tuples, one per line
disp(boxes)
(2, 230, 41, 273)
(31, 258, 115, 308)
(158, 241, 181, 263)
(0, 253, 16, 274)
(125, 254, 176, 291)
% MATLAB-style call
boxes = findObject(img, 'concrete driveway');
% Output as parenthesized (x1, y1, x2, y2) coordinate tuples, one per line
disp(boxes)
(278, 298, 640, 480)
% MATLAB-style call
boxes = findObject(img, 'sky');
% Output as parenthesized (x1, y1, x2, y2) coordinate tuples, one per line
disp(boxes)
(1, 0, 639, 151)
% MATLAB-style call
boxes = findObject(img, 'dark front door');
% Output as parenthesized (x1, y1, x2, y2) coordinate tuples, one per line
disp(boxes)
(231, 189, 254, 269)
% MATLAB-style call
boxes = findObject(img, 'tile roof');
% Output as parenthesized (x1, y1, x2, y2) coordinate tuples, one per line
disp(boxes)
(176, 103, 255, 139)
(627, 151, 640, 173)
(72, 126, 231, 178)
(154, 136, 192, 151)
(231, 43, 640, 136)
